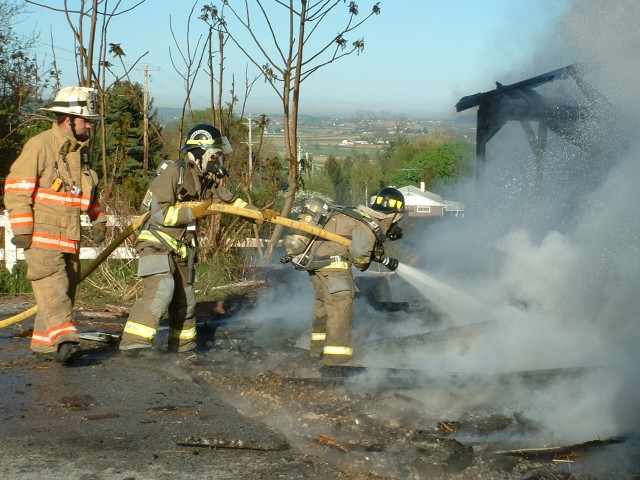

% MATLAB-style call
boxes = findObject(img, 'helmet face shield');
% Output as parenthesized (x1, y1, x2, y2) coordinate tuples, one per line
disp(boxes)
(201, 148, 229, 179)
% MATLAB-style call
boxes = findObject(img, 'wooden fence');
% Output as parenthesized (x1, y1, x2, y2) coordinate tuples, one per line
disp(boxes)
(1, 211, 136, 272)
(1, 211, 273, 272)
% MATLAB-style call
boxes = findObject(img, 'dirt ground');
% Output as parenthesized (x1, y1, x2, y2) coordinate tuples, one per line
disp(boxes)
(1, 282, 639, 479)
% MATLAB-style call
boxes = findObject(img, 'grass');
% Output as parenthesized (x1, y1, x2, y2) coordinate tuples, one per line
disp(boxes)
(1, 247, 257, 309)
(0, 261, 31, 294)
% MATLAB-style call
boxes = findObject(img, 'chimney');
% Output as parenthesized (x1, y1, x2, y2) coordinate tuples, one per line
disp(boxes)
(420, 181, 425, 192)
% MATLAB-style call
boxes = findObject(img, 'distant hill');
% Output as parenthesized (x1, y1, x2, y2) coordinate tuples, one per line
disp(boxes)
(153, 106, 462, 127)
(154, 107, 183, 126)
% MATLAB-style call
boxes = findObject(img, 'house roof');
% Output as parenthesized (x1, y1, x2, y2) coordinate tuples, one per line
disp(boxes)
(398, 185, 446, 206)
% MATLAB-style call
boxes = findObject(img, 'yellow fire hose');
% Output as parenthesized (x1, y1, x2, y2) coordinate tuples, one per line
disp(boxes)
(0, 211, 150, 329)
(0, 203, 350, 329)
(202, 203, 352, 247)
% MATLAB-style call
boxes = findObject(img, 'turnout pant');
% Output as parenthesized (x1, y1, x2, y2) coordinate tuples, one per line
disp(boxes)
(120, 254, 197, 352)
(308, 269, 355, 365)
(24, 248, 81, 353)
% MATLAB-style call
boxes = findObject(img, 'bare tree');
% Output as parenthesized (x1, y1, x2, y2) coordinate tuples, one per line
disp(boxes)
(214, 0, 381, 257)
(168, 1, 209, 142)
(25, 0, 149, 198)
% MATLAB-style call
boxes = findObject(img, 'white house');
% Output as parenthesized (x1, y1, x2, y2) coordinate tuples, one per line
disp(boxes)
(397, 182, 464, 217)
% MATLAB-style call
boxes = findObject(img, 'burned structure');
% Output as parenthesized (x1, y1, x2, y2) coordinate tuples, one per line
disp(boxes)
(455, 63, 616, 193)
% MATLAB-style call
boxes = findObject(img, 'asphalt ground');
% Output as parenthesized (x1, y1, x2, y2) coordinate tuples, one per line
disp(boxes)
(2, 294, 639, 480)
(0, 300, 345, 480)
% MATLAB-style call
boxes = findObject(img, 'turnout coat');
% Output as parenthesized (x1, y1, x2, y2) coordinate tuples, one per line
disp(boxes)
(4, 122, 106, 253)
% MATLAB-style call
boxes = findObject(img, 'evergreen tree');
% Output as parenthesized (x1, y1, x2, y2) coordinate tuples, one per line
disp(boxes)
(97, 81, 164, 206)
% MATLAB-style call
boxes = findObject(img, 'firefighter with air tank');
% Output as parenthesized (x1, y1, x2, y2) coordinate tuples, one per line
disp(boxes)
(282, 188, 405, 367)
(118, 124, 261, 358)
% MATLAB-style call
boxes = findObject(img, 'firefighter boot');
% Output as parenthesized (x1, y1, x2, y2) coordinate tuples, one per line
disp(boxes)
(34, 342, 83, 364)
(119, 347, 164, 359)
(167, 339, 197, 354)
(57, 342, 83, 364)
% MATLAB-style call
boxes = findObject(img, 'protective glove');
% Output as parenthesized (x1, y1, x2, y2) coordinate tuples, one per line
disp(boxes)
(261, 208, 279, 221)
(371, 242, 385, 262)
(380, 256, 399, 271)
(92, 222, 107, 245)
(190, 201, 213, 220)
(11, 234, 32, 249)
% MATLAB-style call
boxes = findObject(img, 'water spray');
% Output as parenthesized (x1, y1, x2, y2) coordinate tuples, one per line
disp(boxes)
(394, 262, 491, 325)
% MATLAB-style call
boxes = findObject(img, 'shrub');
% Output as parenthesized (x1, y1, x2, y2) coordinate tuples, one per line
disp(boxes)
(0, 261, 31, 294)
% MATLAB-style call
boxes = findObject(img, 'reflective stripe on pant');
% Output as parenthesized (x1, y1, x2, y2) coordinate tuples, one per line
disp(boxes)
(120, 254, 197, 351)
(25, 248, 80, 353)
(309, 270, 354, 365)
(310, 331, 326, 357)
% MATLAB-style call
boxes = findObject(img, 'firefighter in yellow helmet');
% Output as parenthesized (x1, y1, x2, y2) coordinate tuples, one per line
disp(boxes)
(118, 124, 258, 358)
(283, 188, 405, 367)
(3, 86, 107, 363)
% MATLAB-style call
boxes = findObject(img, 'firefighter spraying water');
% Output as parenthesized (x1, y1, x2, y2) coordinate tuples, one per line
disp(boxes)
(279, 188, 405, 367)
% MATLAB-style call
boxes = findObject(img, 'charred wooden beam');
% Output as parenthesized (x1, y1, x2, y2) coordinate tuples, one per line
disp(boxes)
(492, 437, 625, 460)
(361, 321, 493, 350)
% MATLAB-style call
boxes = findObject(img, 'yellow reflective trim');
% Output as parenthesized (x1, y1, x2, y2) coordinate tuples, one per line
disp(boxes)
(137, 230, 163, 244)
(164, 206, 181, 226)
(323, 345, 353, 356)
(321, 261, 349, 270)
(124, 321, 156, 340)
(186, 138, 216, 146)
(233, 198, 248, 208)
(138, 229, 188, 258)
(169, 326, 197, 341)
(311, 332, 326, 341)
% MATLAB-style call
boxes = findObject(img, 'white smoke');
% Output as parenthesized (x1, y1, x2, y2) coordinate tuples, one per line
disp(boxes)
(356, 0, 640, 449)
(243, 0, 640, 461)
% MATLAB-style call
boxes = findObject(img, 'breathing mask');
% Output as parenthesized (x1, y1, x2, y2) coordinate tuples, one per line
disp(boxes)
(386, 222, 403, 241)
(201, 148, 229, 180)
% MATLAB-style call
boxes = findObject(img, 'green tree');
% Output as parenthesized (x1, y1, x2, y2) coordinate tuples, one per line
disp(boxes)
(390, 139, 473, 193)
(302, 171, 335, 201)
(325, 155, 351, 205)
(378, 138, 417, 185)
(98, 81, 164, 206)
(351, 155, 382, 206)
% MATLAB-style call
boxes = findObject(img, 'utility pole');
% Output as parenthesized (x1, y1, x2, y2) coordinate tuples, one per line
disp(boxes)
(297, 141, 303, 174)
(305, 151, 313, 175)
(137, 65, 159, 175)
(241, 115, 256, 189)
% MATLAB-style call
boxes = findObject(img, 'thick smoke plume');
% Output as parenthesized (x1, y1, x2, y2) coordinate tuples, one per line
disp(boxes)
(246, 0, 639, 466)
(355, 0, 640, 450)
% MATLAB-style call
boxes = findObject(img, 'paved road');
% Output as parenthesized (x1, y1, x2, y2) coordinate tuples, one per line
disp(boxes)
(0, 303, 343, 480)
(3, 297, 639, 480)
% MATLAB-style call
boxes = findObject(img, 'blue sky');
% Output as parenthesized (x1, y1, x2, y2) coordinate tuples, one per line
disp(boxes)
(15, 0, 571, 118)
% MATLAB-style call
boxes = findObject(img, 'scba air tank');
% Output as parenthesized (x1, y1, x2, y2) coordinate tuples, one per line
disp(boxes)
(283, 197, 331, 256)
